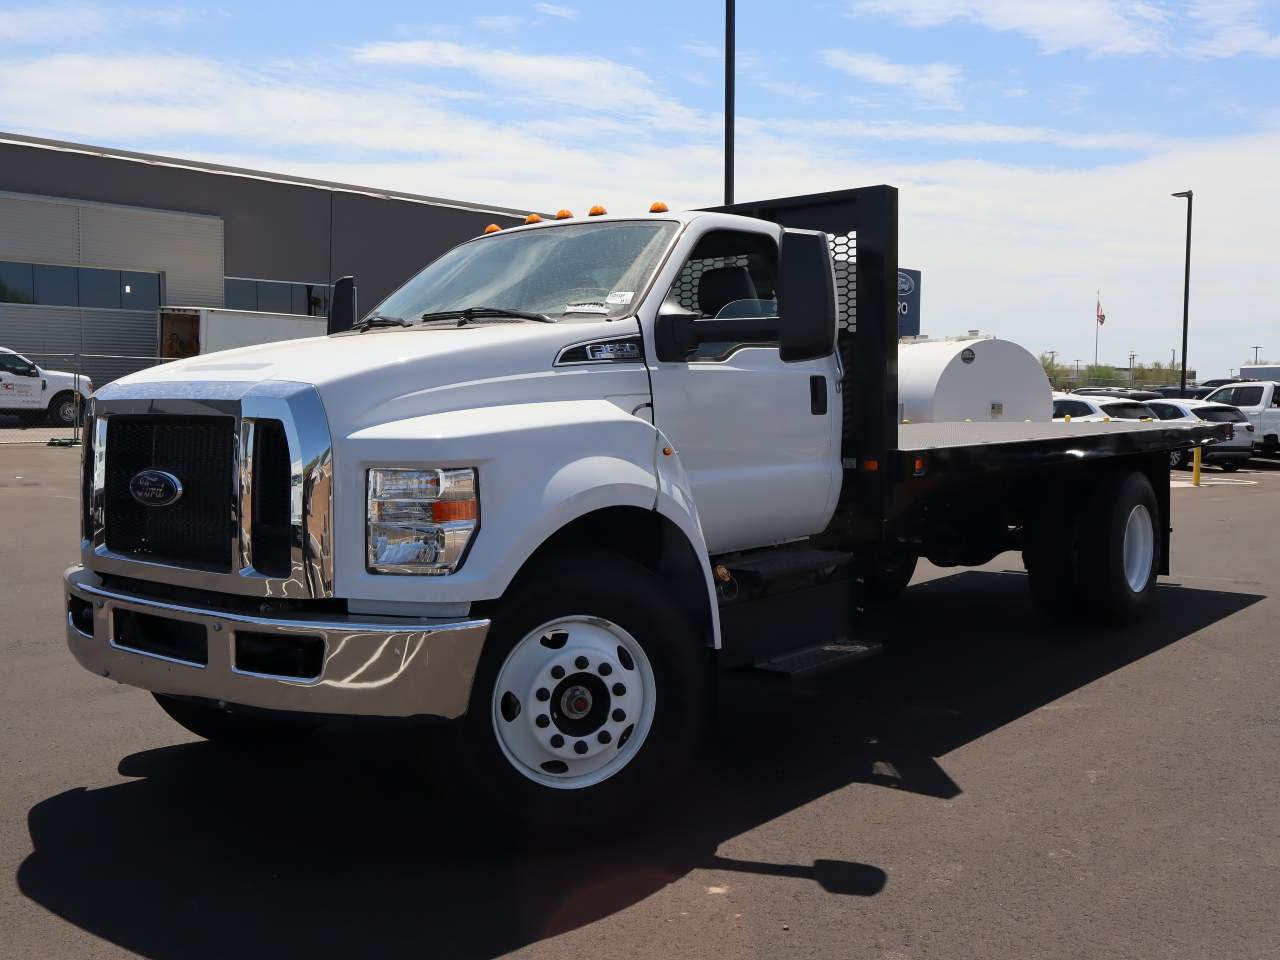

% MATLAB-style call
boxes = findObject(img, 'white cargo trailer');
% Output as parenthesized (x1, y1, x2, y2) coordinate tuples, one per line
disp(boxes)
(158, 306, 325, 358)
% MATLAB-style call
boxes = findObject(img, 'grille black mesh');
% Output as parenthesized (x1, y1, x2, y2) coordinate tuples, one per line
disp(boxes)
(104, 416, 235, 570)
(251, 420, 293, 577)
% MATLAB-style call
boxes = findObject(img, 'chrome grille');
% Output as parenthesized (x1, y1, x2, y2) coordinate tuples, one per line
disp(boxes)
(84, 381, 334, 599)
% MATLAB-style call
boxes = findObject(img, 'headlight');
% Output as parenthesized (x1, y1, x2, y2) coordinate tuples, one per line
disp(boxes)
(367, 467, 478, 575)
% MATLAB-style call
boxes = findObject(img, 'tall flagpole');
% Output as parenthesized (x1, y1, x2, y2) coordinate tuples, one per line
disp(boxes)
(1094, 291, 1100, 368)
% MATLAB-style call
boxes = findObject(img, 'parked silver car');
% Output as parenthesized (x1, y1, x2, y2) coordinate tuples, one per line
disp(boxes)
(1145, 398, 1253, 471)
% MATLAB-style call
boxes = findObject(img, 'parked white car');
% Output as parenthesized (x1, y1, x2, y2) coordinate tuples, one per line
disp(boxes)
(1202, 381, 1280, 455)
(0, 348, 93, 425)
(1146, 398, 1253, 470)
(1052, 392, 1157, 423)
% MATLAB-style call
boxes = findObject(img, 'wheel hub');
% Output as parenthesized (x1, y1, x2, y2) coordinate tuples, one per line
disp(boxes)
(491, 616, 655, 789)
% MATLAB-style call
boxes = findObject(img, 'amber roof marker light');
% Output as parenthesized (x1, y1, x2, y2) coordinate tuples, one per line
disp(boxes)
(649, 201, 669, 213)
(555, 209, 574, 220)
(482, 224, 502, 234)
(524, 213, 543, 224)
(588, 205, 607, 216)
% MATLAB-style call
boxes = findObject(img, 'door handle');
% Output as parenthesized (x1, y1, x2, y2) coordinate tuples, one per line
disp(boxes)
(810, 376, 828, 415)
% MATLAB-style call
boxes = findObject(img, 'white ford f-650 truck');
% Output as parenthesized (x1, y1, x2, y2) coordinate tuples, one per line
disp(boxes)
(64, 187, 1228, 823)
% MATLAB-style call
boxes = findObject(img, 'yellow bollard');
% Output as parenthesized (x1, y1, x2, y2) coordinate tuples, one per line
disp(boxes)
(1192, 446, 1202, 486)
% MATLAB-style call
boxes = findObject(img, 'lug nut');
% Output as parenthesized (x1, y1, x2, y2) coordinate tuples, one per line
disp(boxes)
(550, 734, 564, 748)
(598, 662, 613, 676)
(612, 708, 625, 722)
(612, 682, 626, 696)
(597, 730, 612, 745)
(575, 655, 589, 670)
(574, 741, 588, 755)
(550, 665, 565, 680)
(536, 714, 550, 728)
(535, 687, 550, 702)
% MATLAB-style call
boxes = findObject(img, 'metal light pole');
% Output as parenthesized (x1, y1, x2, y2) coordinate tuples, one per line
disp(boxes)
(1251, 346, 1263, 364)
(1128, 351, 1137, 386)
(724, 0, 735, 206)
(1172, 190, 1193, 392)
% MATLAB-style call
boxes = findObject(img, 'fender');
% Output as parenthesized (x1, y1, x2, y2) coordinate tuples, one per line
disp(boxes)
(338, 400, 688, 608)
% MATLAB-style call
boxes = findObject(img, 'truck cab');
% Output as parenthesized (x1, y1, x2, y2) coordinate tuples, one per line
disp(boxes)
(1203, 381, 1280, 454)
(62, 188, 1230, 826)
(0, 347, 92, 425)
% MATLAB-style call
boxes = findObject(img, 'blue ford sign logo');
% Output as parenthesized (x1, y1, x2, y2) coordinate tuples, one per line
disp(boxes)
(129, 470, 183, 507)
(897, 272, 915, 296)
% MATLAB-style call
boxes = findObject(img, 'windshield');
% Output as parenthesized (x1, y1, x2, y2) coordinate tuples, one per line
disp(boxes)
(1100, 401, 1156, 420)
(374, 220, 679, 323)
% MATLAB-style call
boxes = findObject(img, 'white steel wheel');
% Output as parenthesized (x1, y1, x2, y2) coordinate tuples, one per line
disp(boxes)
(491, 615, 656, 790)
(1122, 503, 1154, 593)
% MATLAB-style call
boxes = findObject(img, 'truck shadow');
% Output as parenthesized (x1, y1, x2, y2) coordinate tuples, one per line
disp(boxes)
(17, 571, 1260, 959)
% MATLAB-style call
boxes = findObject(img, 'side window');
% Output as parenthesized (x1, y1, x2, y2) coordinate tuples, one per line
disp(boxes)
(0, 354, 34, 375)
(1235, 386, 1264, 407)
(1272, 387, 1279, 408)
(666, 230, 778, 361)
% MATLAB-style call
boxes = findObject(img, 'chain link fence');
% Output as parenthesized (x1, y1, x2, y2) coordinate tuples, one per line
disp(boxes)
(0, 353, 171, 446)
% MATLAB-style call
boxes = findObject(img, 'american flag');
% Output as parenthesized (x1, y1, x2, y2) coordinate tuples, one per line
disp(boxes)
(1096, 293, 1105, 326)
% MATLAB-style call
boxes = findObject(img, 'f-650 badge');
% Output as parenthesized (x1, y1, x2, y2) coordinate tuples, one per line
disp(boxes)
(586, 341, 642, 362)
(129, 469, 184, 507)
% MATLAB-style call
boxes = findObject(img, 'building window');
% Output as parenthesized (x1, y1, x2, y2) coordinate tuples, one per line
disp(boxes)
(0, 262, 35, 304)
(0, 260, 161, 311)
(121, 271, 160, 311)
(34, 264, 79, 306)
(79, 268, 122, 309)
(225, 277, 332, 316)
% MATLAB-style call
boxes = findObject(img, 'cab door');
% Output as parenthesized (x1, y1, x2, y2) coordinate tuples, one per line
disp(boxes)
(646, 225, 840, 554)
(0, 353, 43, 410)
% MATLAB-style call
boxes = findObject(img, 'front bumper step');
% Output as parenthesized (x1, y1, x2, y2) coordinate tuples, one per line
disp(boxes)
(63, 566, 489, 719)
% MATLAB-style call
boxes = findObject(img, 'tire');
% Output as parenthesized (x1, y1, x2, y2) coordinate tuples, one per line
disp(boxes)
(1220, 460, 1241, 473)
(47, 392, 78, 426)
(1169, 448, 1188, 470)
(862, 550, 917, 604)
(1079, 470, 1159, 626)
(452, 550, 710, 831)
(153, 693, 316, 746)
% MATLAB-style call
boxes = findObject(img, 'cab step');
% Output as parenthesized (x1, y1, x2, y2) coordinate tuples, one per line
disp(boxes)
(721, 547, 855, 582)
(755, 639, 883, 679)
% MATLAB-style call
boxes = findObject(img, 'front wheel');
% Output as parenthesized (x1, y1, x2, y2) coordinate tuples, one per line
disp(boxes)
(454, 551, 709, 829)
(1220, 460, 1241, 473)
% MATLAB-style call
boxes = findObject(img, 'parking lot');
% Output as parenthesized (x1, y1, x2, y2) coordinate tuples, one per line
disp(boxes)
(3, 446, 1278, 960)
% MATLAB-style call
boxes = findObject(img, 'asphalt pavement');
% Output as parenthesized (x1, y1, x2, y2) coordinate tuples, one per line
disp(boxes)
(2, 446, 1278, 960)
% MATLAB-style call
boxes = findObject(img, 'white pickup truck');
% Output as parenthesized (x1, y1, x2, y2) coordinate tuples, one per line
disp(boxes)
(0, 347, 92, 425)
(1203, 381, 1280, 454)
(63, 187, 1228, 825)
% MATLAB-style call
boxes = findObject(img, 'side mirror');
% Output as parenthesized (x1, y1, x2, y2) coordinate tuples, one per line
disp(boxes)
(777, 229, 836, 362)
(653, 298, 702, 362)
(327, 276, 357, 335)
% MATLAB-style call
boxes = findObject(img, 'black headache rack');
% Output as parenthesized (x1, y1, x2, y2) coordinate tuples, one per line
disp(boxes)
(711, 187, 1233, 546)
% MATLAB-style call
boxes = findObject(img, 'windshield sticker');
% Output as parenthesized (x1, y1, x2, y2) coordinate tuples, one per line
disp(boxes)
(564, 301, 610, 315)
(606, 291, 635, 305)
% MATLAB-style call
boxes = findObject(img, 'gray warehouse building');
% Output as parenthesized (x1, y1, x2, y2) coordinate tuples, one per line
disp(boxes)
(0, 131, 529, 384)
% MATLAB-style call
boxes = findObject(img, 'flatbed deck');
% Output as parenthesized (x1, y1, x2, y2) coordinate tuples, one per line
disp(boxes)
(894, 419, 1231, 476)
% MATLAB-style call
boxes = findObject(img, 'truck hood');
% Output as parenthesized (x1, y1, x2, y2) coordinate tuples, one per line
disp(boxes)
(103, 319, 647, 437)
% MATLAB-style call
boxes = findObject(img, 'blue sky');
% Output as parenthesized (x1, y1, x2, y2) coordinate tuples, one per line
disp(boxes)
(1, 1, 1279, 376)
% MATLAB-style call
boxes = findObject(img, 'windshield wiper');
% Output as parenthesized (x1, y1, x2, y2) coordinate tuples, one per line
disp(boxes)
(352, 312, 411, 331)
(419, 306, 555, 325)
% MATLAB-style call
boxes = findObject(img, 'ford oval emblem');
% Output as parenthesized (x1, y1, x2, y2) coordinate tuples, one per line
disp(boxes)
(897, 272, 915, 296)
(129, 469, 183, 508)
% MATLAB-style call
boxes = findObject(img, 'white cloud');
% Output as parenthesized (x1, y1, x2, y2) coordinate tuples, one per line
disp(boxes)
(474, 16, 523, 33)
(790, 116, 1160, 150)
(0, 5, 190, 42)
(1187, 0, 1280, 57)
(823, 50, 963, 110)
(756, 79, 821, 102)
(851, 0, 1171, 55)
(684, 40, 721, 60)
(533, 3, 578, 20)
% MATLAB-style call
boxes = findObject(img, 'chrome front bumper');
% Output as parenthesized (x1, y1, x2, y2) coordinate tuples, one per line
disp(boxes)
(63, 566, 489, 719)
